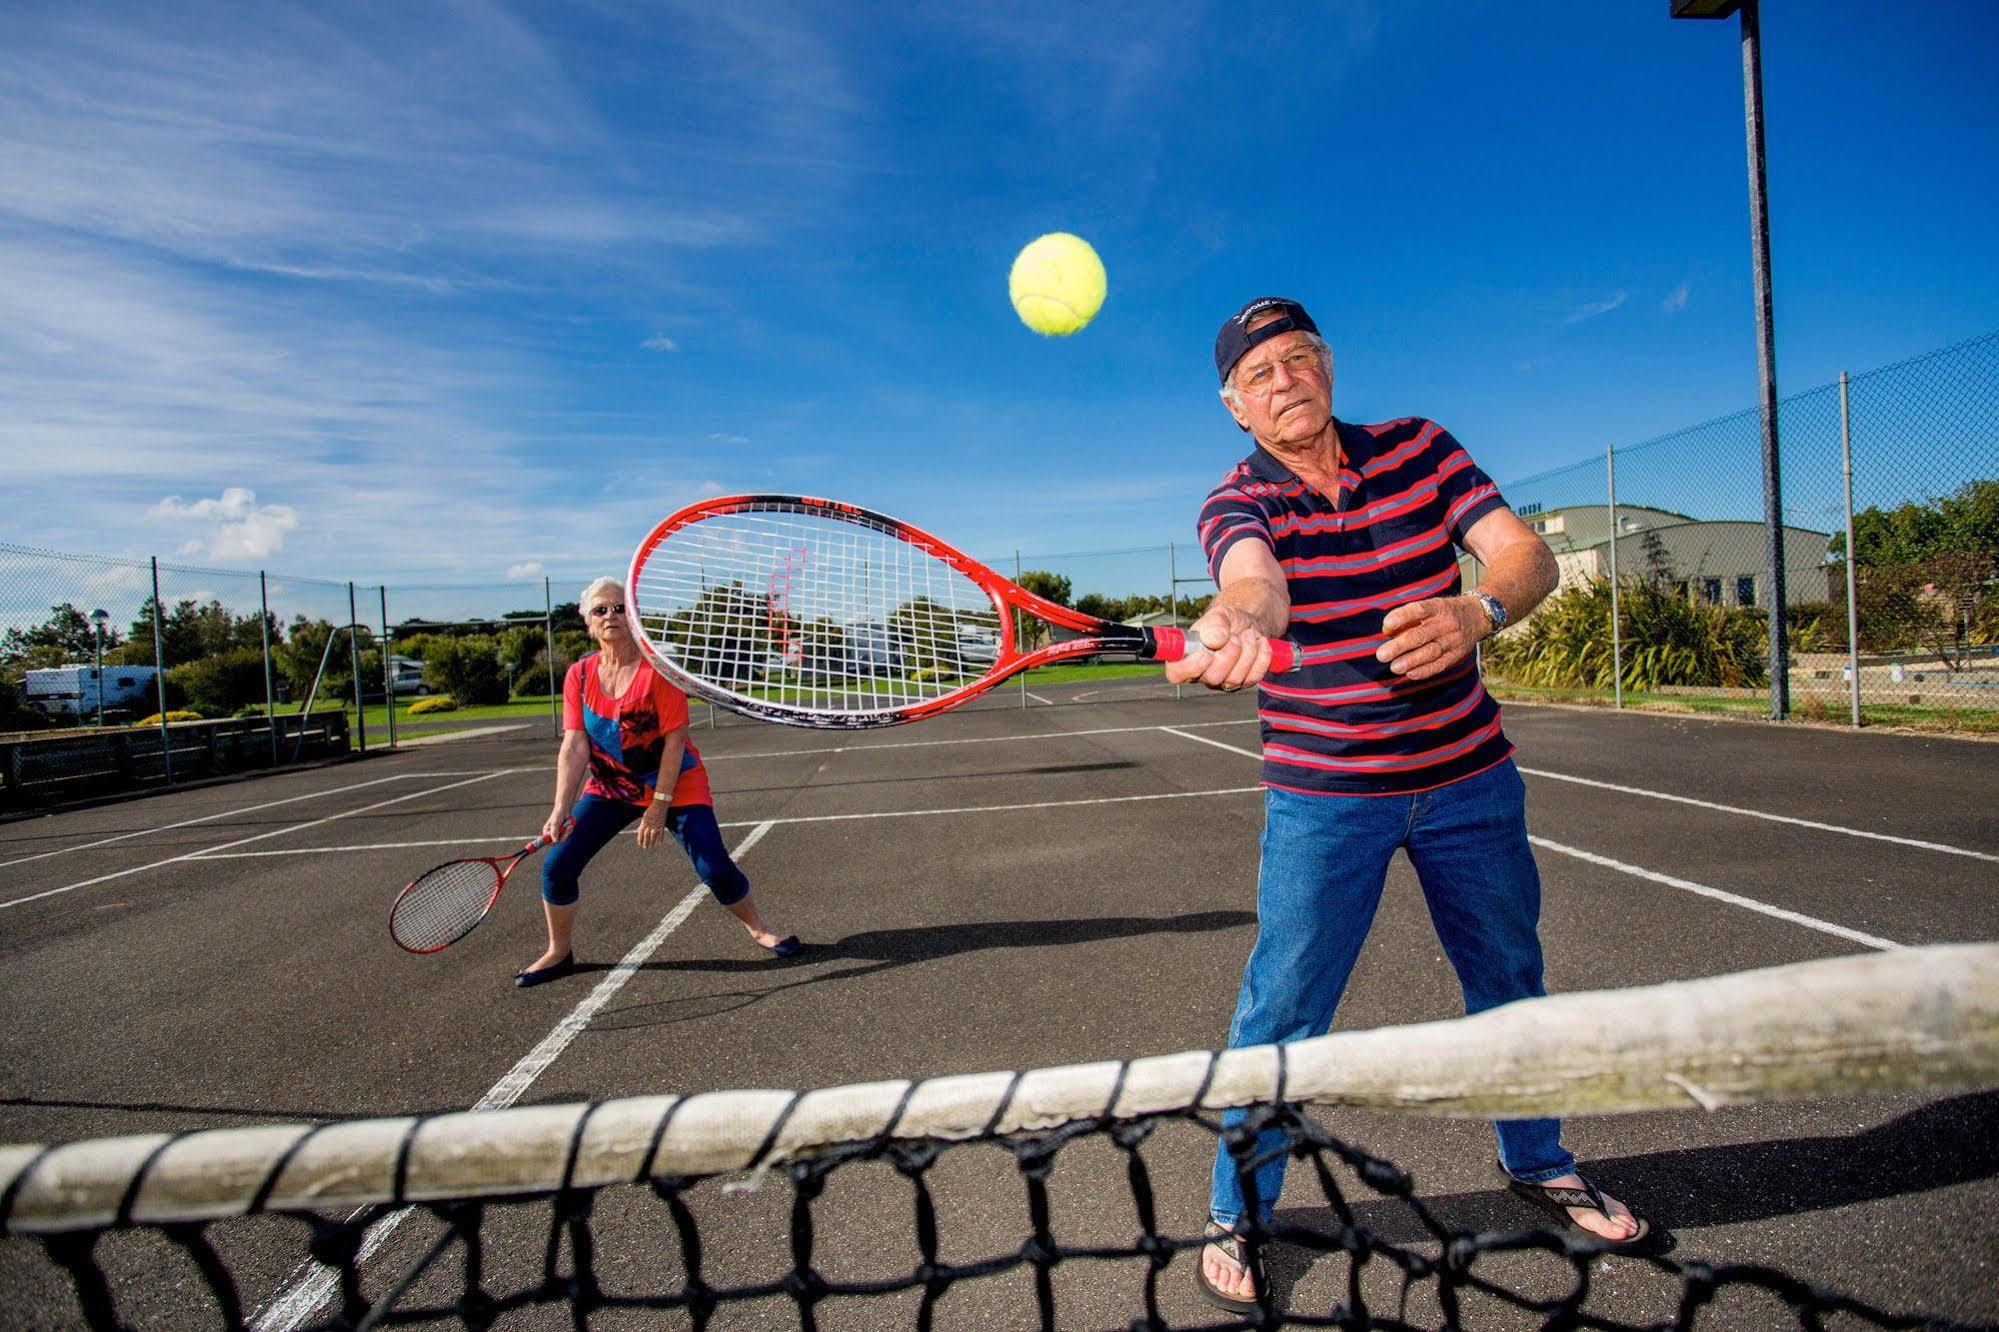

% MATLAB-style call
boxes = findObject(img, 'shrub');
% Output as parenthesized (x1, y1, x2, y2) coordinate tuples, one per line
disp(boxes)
(1483, 578, 1768, 691)
(170, 647, 270, 714)
(422, 636, 507, 706)
(408, 696, 460, 715)
(139, 710, 204, 725)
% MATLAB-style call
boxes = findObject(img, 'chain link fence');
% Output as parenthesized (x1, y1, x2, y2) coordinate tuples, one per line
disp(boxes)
(1480, 331, 1999, 729)
(6, 333, 1995, 807)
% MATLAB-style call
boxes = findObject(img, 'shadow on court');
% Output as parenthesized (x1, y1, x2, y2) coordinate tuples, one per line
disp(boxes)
(582, 910, 1256, 1031)
(1263, 1089, 1999, 1292)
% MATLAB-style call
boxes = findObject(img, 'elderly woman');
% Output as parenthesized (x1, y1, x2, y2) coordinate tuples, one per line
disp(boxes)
(517, 577, 795, 988)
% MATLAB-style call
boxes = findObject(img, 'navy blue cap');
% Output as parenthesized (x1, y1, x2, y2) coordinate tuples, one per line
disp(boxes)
(1215, 297, 1319, 384)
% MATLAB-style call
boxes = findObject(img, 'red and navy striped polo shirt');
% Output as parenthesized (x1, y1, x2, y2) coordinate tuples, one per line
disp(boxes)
(1199, 417, 1514, 797)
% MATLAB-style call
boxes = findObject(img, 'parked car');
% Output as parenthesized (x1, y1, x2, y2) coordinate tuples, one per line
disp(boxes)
(390, 655, 428, 696)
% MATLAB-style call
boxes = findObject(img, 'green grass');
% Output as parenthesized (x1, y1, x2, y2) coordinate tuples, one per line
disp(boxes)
(275, 697, 559, 733)
(1485, 680, 1999, 736)
(1016, 662, 1163, 686)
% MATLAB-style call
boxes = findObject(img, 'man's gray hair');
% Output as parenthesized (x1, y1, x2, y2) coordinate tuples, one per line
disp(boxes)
(1220, 331, 1333, 412)
(578, 577, 623, 616)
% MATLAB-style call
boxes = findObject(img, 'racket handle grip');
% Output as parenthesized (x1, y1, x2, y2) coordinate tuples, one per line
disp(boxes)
(1149, 626, 1298, 675)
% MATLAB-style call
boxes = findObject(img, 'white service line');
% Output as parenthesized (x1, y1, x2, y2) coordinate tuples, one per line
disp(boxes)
(1023, 691, 1055, 705)
(251, 821, 777, 1332)
(1161, 726, 1259, 760)
(191, 786, 1271, 861)
(0, 772, 464, 871)
(1517, 766, 1999, 864)
(702, 717, 1260, 763)
(0, 772, 514, 912)
(1154, 727, 1909, 950)
(1528, 836, 1903, 951)
(196, 838, 533, 859)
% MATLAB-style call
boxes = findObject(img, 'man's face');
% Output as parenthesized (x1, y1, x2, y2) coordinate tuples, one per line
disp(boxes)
(1222, 320, 1333, 447)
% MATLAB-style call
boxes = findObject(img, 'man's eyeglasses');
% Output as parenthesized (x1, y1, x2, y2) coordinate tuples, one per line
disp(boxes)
(1235, 346, 1325, 395)
(588, 603, 626, 618)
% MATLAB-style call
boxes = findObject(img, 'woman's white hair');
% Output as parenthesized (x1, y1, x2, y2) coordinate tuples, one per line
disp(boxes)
(1219, 331, 1334, 413)
(578, 577, 624, 617)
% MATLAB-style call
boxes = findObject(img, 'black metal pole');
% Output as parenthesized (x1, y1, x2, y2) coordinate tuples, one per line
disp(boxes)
(151, 556, 172, 783)
(260, 571, 276, 765)
(1740, 0, 1788, 718)
(348, 581, 367, 752)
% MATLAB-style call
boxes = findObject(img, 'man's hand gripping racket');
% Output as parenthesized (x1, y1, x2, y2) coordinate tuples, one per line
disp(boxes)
(625, 494, 1299, 729)
(389, 820, 571, 954)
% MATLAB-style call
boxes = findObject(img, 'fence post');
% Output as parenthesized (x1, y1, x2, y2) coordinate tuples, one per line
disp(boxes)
(545, 577, 559, 738)
(1168, 543, 1183, 702)
(1606, 447, 1623, 710)
(381, 586, 396, 750)
(1840, 370, 1861, 728)
(348, 582, 366, 753)
(1015, 550, 1027, 709)
(150, 556, 172, 784)
(260, 571, 277, 765)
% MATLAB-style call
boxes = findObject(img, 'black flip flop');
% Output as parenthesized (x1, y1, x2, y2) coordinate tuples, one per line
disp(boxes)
(1502, 1169, 1656, 1253)
(1194, 1221, 1268, 1315)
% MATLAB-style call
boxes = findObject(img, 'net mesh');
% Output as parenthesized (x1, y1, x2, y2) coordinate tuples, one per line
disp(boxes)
(631, 502, 1004, 721)
(5, 944, 1994, 1331)
(17, 1102, 1982, 1332)
(389, 861, 503, 953)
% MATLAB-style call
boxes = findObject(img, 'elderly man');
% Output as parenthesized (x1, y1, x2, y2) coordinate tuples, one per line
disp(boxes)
(1170, 298, 1648, 1314)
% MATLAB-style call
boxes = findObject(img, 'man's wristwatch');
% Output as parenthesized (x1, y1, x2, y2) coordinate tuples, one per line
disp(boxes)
(1472, 592, 1508, 639)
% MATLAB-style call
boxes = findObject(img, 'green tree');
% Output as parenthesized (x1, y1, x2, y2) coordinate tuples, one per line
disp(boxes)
(1828, 477, 1999, 666)
(1015, 570, 1073, 607)
(170, 647, 271, 714)
(2, 603, 115, 667)
(424, 635, 508, 705)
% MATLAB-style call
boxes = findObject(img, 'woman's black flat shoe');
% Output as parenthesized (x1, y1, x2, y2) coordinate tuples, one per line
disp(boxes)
(514, 952, 576, 988)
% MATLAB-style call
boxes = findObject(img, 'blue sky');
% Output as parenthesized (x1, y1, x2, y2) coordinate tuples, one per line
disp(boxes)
(3, 1, 1995, 593)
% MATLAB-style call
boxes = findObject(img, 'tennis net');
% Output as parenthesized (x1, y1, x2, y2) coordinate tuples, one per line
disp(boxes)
(4, 944, 1995, 1330)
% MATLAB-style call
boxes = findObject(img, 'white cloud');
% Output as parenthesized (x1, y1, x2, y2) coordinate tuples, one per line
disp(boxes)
(1562, 291, 1628, 326)
(1662, 283, 1690, 313)
(506, 561, 545, 580)
(643, 335, 679, 352)
(150, 488, 300, 560)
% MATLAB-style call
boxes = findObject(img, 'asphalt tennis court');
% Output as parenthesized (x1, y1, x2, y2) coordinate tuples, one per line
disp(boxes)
(2, 681, 1995, 1330)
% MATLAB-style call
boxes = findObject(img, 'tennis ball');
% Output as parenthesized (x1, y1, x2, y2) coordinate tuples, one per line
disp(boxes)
(1009, 232, 1106, 336)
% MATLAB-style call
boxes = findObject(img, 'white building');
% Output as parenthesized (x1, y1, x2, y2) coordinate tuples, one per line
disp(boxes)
(1460, 504, 1834, 609)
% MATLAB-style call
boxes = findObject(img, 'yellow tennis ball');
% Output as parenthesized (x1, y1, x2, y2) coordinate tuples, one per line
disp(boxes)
(1009, 232, 1106, 336)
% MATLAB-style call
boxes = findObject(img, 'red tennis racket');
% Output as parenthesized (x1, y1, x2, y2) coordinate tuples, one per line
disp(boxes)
(390, 828, 566, 954)
(627, 494, 1299, 729)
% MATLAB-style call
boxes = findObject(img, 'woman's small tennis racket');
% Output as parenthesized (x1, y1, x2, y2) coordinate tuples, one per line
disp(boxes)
(390, 828, 565, 954)
(627, 494, 1299, 729)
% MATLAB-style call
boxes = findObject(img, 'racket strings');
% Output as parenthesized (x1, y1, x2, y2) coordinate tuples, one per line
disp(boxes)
(391, 859, 506, 952)
(633, 506, 1001, 717)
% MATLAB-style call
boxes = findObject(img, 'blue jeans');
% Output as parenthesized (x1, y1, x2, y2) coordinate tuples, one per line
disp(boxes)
(541, 794, 749, 907)
(1209, 758, 1574, 1229)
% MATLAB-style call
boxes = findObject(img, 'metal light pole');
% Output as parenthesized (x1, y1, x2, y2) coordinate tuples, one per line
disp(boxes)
(89, 609, 109, 728)
(1672, 0, 1788, 719)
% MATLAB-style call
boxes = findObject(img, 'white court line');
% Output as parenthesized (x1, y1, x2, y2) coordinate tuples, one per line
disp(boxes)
(189, 786, 1271, 861)
(252, 821, 776, 1332)
(1024, 690, 1055, 705)
(0, 772, 514, 912)
(703, 717, 1259, 763)
(0, 772, 468, 872)
(1528, 836, 1903, 951)
(1516, 766, 1999, 864)
(1156, 727, 1908, 951)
